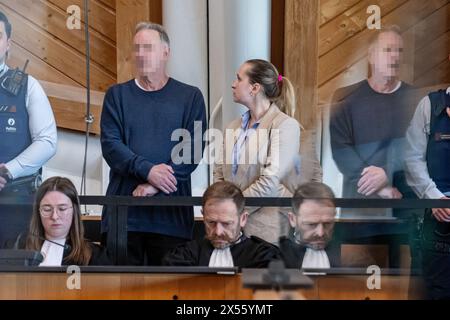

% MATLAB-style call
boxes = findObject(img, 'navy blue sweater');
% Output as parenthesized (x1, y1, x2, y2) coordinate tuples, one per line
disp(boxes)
(100, 78, 207, 239)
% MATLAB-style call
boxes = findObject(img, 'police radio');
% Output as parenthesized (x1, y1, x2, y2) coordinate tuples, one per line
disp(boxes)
(1, 59, 29, 96)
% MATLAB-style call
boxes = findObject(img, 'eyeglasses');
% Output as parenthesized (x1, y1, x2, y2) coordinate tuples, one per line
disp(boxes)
(39, 205, 73, 218)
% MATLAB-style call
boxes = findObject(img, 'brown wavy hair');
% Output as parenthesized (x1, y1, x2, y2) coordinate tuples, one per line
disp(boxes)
(26, 177, 92, 265)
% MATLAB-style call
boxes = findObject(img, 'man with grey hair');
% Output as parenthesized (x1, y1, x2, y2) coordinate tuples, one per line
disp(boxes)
(329, 26, 420, 268)
(101, 22, 207, 265)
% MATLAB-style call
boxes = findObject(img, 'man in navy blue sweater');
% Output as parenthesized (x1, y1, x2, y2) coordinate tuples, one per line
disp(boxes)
(100, 22, 206, 265)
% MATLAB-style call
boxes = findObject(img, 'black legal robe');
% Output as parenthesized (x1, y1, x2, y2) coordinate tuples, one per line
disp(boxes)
(162, 235, 281, 268)
(279, 236, 341, 269)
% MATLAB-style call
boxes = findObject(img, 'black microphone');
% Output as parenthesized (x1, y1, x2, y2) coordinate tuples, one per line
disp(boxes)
(30, 233, 71, 252)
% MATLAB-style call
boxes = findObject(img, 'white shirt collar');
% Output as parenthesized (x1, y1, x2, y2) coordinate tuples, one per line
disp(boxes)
(446, 87, 450, 95)
(134, 78, 149, 91)
(387, 81, 402, 93)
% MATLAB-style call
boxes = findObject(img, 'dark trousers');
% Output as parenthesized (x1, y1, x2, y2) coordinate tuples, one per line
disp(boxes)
(0, 204, 33, 247)
(126, 232, 188, 266)
(422, 209, 450, 300)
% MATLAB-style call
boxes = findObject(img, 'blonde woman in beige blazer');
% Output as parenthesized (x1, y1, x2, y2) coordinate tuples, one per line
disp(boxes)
(214, 59, 300, 244)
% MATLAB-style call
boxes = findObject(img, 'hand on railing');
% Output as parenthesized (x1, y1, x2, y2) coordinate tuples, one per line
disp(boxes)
(432, 197, 450, 222)
(132, 184, 159, 197)
(377, 186, 403, 199)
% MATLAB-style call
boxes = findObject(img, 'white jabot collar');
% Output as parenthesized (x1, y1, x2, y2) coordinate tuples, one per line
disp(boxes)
(39, 239, 66, 267)
(301, 248, 330, 269)
(208, 247, 234, 267)
(208, 233, 244, 268)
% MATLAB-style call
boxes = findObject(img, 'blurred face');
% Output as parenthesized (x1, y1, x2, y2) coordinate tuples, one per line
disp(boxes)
(39, 191, 74, 240)
(134, 29, 169, 76)
(0, 21, 10, 65)
(289, 200, 335, 250)
(231, 63, 257, 106)
(369, 32, 403, 81)
(203, 199, 248, 249)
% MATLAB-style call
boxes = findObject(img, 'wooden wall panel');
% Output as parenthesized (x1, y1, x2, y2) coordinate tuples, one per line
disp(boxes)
(0, 2, 115, 91)
(50, 98, 102, 134)
(149, 0, 163, 25)
(412, 3, 449, 52)
(97, 0, 116, 11)
(414, 31, 450, 79)
(9, 0, 116, 76)
(316, 0, 450, 110)
(8, 42, 82, 88)
(49, 0, 117, 42)
(285, 0, 320, 130)
(319, 0, 408, 57)
(415, 59, 450, 88)
(282, 0, 449, 163)
(318, 0, 449, 87)
(0, 0, 117, 134)
(271, 0, 285, 74)
(319, 0, 361, 25)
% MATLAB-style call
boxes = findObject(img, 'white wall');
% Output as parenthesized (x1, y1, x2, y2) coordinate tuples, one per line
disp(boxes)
(219, 0, 272, 128)
(163, 0, 209, 216)
(43, 129, 104, 214)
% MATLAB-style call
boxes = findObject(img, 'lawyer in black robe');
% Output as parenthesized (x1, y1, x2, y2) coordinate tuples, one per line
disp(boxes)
(279, 236, 340, 269)
(162, 235, 281, 268)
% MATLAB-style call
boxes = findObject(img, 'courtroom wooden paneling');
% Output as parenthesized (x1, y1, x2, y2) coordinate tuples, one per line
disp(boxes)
(0, 0, 118, 134)
(0, 273, 253, 300)
(0, 271, 423, 300)
(414, 31, 450, 79)
(319, 0, 361, 25)
(48, 0, 117, 42)
(0, 3, 115, 91)
(284, 0, 320, 130)
(316, 0, 450, 110)
(318, 0, 449, 87)
(415, 59, 450, 88)
(319, 0, 450, 104)
(49, 98, 102, 134)
(318, 0, 408, 57)
(271, 0, 285, 74)
(8, 41, 82, 88)
(9, 0, 117, 75)
(97, 0, 116, 11)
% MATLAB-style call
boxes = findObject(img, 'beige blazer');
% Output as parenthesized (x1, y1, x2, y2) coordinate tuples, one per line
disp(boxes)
(281, 127, 323, 195)
(213, 104, 300, 243)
